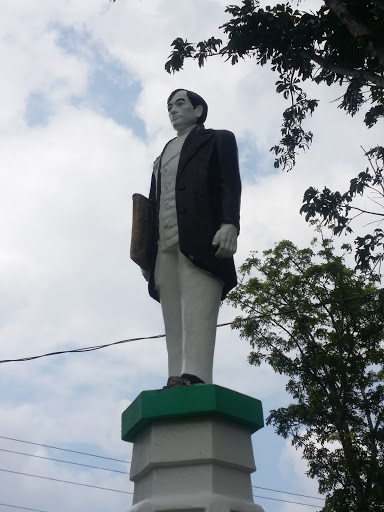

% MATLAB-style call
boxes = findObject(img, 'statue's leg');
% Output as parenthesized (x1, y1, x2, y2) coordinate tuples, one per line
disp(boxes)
(178, 250, 223, 383)
(154, 244, 183, 377)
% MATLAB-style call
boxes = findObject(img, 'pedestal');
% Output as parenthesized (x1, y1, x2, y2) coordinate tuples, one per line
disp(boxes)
(122, 385, 265, 512)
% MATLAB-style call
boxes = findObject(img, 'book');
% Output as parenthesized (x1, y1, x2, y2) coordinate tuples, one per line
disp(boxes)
(130, 193, 155, 272)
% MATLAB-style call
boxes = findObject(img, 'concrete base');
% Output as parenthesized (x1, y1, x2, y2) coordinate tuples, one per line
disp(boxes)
(128, 493, 265, 512)
(122, 385, 265, 512)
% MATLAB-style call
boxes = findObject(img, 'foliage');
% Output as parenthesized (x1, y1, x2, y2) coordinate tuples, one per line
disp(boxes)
(165, 0, 384, 170)
(227, 235, 384, 512)
(301, 146, 384, 271)
(165, 0, 384, 271)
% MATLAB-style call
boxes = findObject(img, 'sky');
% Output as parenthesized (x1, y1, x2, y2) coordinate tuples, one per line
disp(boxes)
(0, 1, 382, 511)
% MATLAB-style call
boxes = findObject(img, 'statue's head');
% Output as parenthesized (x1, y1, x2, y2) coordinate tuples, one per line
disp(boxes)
(167, 89, 208, 132)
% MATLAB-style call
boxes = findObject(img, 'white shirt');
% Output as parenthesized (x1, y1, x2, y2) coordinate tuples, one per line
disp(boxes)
(158, 129, 191, 250)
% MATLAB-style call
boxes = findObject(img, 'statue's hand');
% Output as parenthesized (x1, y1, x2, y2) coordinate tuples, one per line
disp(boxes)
(212, 224, 238, 259)
(141, 268, 150, 282)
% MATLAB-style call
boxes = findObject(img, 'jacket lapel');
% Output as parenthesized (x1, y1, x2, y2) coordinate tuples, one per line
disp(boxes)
(177, 125, 214, 181)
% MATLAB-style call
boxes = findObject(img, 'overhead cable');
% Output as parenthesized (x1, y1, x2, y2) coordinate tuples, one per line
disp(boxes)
(0, 467, 133, 495)
(253, 493, 321, 508)
(0, 448, 129, 474)
(1, 434, 326, 505)
(252, 485, 324, 501)
(0, 448, 326, 501)
(0, 435, 129, 464)
(0, 505, 48, 512)
(0, 333, 167, 364)
(0, 467, 323, 508)
(0, 288, 380, 365)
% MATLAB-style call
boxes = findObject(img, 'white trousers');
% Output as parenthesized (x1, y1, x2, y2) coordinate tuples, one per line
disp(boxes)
(154, 244, 223, 383)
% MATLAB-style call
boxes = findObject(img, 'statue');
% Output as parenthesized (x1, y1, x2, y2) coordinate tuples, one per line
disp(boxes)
(142, 89, 241, 387)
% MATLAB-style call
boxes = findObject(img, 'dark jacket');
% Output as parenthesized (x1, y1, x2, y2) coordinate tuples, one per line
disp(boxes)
(148, 124, 241, 302)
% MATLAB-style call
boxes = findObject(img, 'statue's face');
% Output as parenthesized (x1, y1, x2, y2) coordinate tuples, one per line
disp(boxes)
(167, 90, 203, 132)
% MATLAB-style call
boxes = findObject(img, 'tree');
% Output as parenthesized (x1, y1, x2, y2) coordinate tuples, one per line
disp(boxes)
(166, 0, 384, 170)
(227, 234, 384, 512)
(301, 146, 384, 271)
(165, 0, 384, 269)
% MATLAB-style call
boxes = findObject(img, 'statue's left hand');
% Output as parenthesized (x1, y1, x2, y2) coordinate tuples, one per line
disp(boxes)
(212, 224, 238, 259)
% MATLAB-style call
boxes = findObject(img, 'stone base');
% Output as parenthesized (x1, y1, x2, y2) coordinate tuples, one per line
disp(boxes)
(127, 492, 265, 512)
(122, 385, 265, 512)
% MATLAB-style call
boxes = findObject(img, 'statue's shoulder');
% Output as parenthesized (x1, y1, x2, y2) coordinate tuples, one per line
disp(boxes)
(193, 126, 236, 141)
(211, 129, 237, 146)
(212, 128, 235, 135)
(153, 155, 161, 173)
(211, 129, 236, 140)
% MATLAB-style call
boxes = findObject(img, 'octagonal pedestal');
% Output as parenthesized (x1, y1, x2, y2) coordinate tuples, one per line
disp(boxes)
(122, 385, 265, 512)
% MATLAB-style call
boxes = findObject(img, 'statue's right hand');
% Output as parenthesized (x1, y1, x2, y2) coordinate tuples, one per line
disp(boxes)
(141, 268, 150, 282)
(212, 224, 238, 259)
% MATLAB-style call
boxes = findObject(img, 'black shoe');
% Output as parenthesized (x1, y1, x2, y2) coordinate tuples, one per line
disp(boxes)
(181, 373, 205, 385)
(162, 376, 186, 389)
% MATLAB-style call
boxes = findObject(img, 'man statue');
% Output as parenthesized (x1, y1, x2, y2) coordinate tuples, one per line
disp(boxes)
(144, 89, 241, 387)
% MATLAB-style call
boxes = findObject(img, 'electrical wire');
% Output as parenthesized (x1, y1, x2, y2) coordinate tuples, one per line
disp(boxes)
(0, 322, 229, 364)
(0, 288, 380, 365)
(0, 467, 323, 508)
(253, 493, 321, 508)
(0, 436, 326, 508)
(252, 485, 324, 501)
(0, 448, 129, 474)
(0, 435, 129, 464)
(2, 445, 328, 502)
(0, 434, 328, 506)
(0, 333, 167, 364)
(0, 467, 133, 495)
(0, 467, 323, 509)
(0, 505, 48, 512)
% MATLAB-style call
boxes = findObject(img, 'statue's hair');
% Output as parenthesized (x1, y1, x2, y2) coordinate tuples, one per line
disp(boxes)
(167, 89, 208, 124)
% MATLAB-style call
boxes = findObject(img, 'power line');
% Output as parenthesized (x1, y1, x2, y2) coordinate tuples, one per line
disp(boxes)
(0, 448, 129, 475)
(0, 287, 380, 365)
(253, 494, 321, 508)
(0, 467, 322, 508)
(0, 435, 129, 464)
(0, 505, 48, 512)
(0, 467, 133, 495)
(0, 332, 167, 364)
(0, 321, 232, 364)
(0, 438, 326, 509)
(2, 450, 326, 501)
(252, 485, 324, 501)
(0, 435, 327, 506)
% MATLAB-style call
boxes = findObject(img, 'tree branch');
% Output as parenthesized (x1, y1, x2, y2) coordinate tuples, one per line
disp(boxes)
(301, 51, 384, 87)
(324, 0, 384, 68)
(349, 206, 384, 217)
(334, 414, 366, 508)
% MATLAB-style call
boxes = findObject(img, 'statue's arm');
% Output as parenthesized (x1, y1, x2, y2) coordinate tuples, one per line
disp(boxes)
(212, 131, 241, 259)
